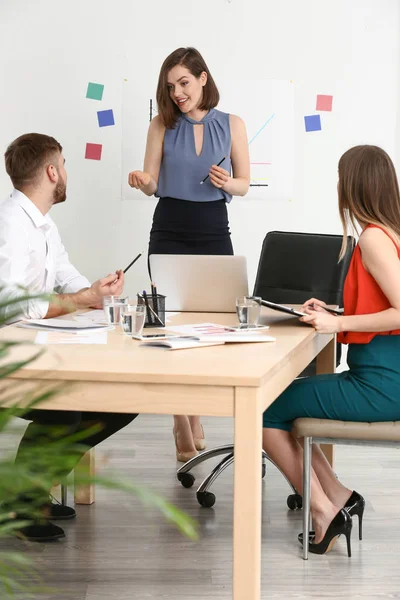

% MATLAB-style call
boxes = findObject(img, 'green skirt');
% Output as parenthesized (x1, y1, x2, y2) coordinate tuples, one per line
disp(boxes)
(263, 335, 400, 431)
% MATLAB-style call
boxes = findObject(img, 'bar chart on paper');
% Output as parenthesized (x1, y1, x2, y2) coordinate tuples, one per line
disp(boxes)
(220, 79, 294, 200)
(248, 112, 274, 188)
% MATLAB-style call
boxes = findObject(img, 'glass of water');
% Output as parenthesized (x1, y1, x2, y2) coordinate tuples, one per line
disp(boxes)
(103, 295, 128, 325)
(120, 304, 146, 337)
(236, 296, 261, 329)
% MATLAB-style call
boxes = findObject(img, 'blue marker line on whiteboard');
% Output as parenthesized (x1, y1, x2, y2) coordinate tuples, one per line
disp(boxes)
(248, 113, 275, 145)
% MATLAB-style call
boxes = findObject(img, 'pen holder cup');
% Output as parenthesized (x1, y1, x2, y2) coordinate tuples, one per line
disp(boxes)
(137, 294, 166, 328)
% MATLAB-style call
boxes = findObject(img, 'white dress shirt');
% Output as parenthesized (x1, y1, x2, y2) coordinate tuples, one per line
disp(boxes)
(0, 189, 91, 320)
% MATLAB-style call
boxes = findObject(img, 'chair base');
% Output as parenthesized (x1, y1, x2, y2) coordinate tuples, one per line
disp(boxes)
(177, 444, 299, 508)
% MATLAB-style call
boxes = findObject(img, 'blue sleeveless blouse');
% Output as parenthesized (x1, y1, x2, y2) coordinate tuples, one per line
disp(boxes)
(156, 108, 232, 203)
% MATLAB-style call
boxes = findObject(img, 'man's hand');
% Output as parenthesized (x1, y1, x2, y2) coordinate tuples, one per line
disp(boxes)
(44, 271, 125, 318)
(82, 270, 125, 308)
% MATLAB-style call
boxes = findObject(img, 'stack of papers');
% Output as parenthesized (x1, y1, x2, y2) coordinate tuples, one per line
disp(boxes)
(73, 310, 108, 324)
(17, 317, 113, 345)
(166, 323, 275, 343)
(141, 338, 223, 350)
(17, 318, 113, 334)
(140, 323, 276, 350)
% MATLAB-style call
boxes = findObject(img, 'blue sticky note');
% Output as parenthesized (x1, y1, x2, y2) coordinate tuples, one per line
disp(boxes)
(304, 114, 322, 132)
(97, 109, 115, 127)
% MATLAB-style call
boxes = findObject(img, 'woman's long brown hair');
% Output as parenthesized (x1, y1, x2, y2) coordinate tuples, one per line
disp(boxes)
(156, 47, 219, 129)
(338, 145, 400, 258)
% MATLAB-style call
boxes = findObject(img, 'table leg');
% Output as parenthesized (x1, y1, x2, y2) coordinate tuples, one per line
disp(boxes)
(74, 449, 96, 505)
(316, 336, 336, 467)
(233, 386, 263, 600)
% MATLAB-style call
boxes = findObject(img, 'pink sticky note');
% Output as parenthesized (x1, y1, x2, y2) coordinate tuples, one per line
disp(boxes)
(85, 143, 102, 161)
(316, 94, 333, 112)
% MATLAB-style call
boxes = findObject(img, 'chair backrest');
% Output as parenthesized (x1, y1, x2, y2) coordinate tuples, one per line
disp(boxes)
(253, 231, 355, 306)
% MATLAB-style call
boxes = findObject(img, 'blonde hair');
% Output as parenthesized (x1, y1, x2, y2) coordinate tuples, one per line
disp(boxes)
(338, 145, 400, 259)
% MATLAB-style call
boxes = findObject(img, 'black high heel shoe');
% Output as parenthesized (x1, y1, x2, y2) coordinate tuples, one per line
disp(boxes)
(345, 491, 365, 540)
(298, 490, 365, 544)
(308, 509, 352, 556)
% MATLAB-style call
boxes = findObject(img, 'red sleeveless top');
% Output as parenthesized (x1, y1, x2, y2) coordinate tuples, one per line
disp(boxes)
(338, 225, 400, 345)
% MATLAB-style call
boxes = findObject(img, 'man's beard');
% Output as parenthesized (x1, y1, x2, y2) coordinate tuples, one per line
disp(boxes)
(53, 178, 67, 204)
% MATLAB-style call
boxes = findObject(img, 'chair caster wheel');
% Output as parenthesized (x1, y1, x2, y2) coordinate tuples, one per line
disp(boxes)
(287, 493, 303, 510)
(177, 472, 195, 488)
(197, 491, 216, 508)
(262, 463, 266, 479)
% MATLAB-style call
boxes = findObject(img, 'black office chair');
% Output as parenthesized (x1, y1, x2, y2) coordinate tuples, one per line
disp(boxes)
(253, 231, 355, 374)
(177, 231, 355, 509)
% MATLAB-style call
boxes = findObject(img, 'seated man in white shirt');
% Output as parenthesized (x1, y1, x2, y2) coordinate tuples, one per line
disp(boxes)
(1, 133, 138, 542)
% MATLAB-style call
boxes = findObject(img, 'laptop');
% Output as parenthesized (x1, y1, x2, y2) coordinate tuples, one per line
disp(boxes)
(149, 255, 249, 312)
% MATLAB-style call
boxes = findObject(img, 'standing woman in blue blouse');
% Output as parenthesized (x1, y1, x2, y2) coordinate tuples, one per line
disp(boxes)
(128, 47, 250, 462)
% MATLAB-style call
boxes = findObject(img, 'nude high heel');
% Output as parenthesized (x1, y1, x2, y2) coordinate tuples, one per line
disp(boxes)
(173, 429, 198, 463)
(194, 425, 206, 451)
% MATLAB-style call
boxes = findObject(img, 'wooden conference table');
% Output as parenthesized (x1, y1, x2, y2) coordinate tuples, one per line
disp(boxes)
(0, 309, 335, 600)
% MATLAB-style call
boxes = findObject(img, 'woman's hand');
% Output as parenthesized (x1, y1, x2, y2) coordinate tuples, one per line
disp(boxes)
(209, 165, 230, 189)
(128, 171, 152, 189)
(302, 298, 328, 313)
(300, 310, 342, 334)
(300, 297, 342, 332)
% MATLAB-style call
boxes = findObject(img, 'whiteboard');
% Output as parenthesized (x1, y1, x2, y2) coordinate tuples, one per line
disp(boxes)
(121, 79, 156, 202)
(121, 77, 294, 202)
(219, 79, 294, 201)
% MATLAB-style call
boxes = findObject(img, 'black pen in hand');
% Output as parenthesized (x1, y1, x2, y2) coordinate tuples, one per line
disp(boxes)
(123, 251, 143, 274)
(308, 303, 343, 316)
(113, 251, 143, 284)
(200, 156, 227, 185)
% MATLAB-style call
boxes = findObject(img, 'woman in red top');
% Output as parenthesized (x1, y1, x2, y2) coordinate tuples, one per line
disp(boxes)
(262, 145, 400, 556)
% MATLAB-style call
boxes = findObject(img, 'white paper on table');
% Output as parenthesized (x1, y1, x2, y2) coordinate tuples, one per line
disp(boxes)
(35, 331, 108, 345)
(17, 318, 113, 333)
(166, 323, 275, 343)
(166, 323, 236, 336)
(74, 310, 107, 324)
(140, 338, 224, 350)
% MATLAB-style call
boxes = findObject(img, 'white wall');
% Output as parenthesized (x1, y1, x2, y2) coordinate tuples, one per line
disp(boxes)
(0, 0, 399, 297)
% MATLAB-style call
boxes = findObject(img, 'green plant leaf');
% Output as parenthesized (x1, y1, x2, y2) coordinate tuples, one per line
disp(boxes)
(0, 291, 199, 598)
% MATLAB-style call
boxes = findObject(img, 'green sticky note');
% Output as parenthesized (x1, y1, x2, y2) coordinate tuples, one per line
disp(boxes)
(86, 82, 104, 101)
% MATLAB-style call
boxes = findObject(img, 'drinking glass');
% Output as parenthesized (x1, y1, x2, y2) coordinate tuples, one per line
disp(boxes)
(235, 296, 261, 328)
(103, 295, 128, 325)
(120, 304, 146, 337)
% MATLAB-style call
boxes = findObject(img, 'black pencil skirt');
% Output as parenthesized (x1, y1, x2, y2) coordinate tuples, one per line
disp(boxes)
(148, 197, 234, 257)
